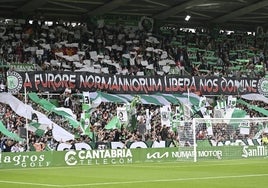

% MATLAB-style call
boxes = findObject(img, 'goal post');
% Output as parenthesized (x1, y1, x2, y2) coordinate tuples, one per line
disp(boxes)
(171, 120, 196, 162)
(173, 117, 268, 162)
(192, 117, 268, 162)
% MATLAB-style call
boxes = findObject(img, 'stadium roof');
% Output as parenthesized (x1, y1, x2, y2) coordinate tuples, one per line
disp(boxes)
(0, 0, 267, 31)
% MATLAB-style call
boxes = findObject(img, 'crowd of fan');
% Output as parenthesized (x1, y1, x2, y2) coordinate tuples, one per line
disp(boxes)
(0, 18, 268, 152)
(0, 93, 266, 152)
(0, 18, 267, 81)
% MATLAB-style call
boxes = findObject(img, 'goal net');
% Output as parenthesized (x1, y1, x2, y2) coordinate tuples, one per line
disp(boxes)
(172, 120, 196, 162)
(192, 118, 268, 162)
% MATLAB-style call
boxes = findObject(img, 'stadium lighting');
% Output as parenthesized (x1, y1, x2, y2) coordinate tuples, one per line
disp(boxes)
(185, 15, 191, 21)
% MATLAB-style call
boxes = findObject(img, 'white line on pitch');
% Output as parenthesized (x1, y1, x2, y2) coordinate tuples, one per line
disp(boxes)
(62, 173, 268, 187)
(115, 160, 268, 169)
(1, 173, 268, 187)
(0, 180, 61, 187)
(1, 159, 266, 171)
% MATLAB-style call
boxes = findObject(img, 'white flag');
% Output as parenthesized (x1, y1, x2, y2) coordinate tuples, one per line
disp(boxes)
(228, 96, 237, 108)
(160, 105, 171, 127)
(117, 107, 128, 122)
(146, 109, 151, 130)
(240, 121, 250, 135)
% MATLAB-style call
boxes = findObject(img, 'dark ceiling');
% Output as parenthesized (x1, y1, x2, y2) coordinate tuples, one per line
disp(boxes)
(0, 0, 268, 31)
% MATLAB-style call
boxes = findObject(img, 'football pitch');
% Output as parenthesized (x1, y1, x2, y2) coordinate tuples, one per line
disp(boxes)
(0, 159, 268, 188)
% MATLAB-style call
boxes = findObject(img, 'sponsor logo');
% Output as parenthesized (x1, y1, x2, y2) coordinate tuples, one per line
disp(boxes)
(65, 149, 133, 166)
(1, 154, 50, 168)
(147, 150, 222, 160)
(171, 151, 194, 159)
(65, 150, 77, 166)
(198, 150, 222, 158)
(242, 146, 268, 158)
(7, 71, 23, 94)
(258, 77, 268, 96)
(146, 152, 169, 159)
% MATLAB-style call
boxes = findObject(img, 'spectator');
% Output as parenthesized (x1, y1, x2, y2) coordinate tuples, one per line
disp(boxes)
(0, 17, 268, 152)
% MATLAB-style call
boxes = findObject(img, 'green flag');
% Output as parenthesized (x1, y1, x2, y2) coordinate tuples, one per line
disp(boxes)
(0, 121, 24, 141)
(231, 109, 247, 118)
(82, 91, 91, 112)
(80, 112, 92, 137)
(28, 92, 80, 128)
(171, 106, 184, 132)
(126, 96, 140, 131)
(80, 91, 95, 140)
(229, 109, 247, 129)
(105, 116, 121, 130)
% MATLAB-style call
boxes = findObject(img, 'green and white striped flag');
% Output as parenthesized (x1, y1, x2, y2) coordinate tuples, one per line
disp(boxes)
(0, 92, 74, 142)
(28, 92, 80, 128)
(28, 122, 48, 137)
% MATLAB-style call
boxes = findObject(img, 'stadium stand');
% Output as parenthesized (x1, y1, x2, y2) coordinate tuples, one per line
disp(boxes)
(0, 11, 268, 152)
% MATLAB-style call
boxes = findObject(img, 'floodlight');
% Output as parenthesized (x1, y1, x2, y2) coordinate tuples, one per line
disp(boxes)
(185, 15, 191, 21)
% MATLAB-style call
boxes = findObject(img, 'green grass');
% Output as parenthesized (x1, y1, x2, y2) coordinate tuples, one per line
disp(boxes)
(1, 159, 268, 188)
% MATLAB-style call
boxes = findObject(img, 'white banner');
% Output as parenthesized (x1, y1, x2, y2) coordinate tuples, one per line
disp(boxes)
(160, 105, 171, 127)
(83, 91, 90, 104)
(228, 96, 237, 108)
(146, 108, 151, 130)
(0, 92, 74, 141)
(239, 121, 250, 135)
(117, 107, 128, 122)
(203, 115, 213, 135)
(183, 103, 192, 120)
